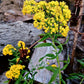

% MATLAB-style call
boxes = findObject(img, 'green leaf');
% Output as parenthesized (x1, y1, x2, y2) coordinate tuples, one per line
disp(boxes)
(55, 40, 63, 51)
(15, 79, 21, 84)
(8, 58, 16, 62)
(61, 79, 66, 84)
(34, 43, 52, 48)
(61, 64, 68, 71)
(24, 73, 29, 79)
(77, 60, 84, 67)
(67, 76, 80, 80)
(39, 56, 46, 62)
(4, 80, 9, 83)
(39, 54, 56, 62)
(23, 81, 27, 84)
(78, 74, 84, 78)
(61, 56, 70, 71)
(46, 54, 56, 58)
(48, 68, 59, 84)
(19, 60, 22, 64)
(38, 34, 49, 42)
(38, 66, 45, 70)
(59, 60, 68, 63)
(39, 33, 45, 36)
(46, 66, 56, 72)
(63, 37, 69, 45)
(9, 63, 15, 66)
(55, 34, 63, 38)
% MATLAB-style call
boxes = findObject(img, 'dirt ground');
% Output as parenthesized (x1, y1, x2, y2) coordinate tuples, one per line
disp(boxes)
(0, 0, 24, 22)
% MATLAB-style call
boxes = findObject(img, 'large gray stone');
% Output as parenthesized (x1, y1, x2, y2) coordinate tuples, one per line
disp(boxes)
(0, 72, 8, 84)
(0, 21, 42, 56)
(28, 40, 64, 84)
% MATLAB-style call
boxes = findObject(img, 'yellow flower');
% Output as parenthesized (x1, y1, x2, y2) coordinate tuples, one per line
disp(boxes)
(3, 44, 15, 56)
(16, 58, 20, 62)
(5, 70, 13, 79)
(47, 62, 50, 65)
(27, 49, 30, 54)
(22, 0, 71, 37)
(51, 64, 57, 68)
(6, 64, 25, 79)
(17, 41, 25, 48)
(26, 56, 30, 59)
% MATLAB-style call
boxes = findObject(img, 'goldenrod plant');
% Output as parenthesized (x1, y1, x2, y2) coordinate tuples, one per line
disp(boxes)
(22, 0, 71, 84)
(3, 41, 37, 84)
(3, 0, 71, 84)
(22, 0, 71, 37)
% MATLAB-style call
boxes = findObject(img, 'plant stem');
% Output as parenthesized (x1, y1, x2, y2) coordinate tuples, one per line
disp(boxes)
(51, 36, 61, 84)
(80, 78, 84, 84)
(57, 55, 61, 84)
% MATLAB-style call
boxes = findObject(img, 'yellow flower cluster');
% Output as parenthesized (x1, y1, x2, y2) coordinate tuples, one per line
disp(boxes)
(22, 0, 71, 37)
(18, 41, 25, 48)
(51, 64, 57, 68)
(17, 40, 30, 53)
(5, 64, 25, 79)
(3, 44, 16, 56)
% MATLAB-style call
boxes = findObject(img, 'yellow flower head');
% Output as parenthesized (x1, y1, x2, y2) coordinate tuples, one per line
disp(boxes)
(51, 64, 57, 68)
(6, 64, 25, 79)
(27, 49, 30, 54)
(18, 41, 25, 48)
(47, 62, 50, 65)
(22, 0, 71, 37)
(26, 55, 30, 59)
(3, 44, 15, 56)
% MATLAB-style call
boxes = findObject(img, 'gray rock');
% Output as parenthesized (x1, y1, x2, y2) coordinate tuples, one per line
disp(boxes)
(0, 72, 8, 84)
(0, 21, 42, 56)
(28, 40, 64, 84)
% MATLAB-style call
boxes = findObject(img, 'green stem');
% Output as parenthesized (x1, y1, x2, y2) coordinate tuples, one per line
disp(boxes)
(51, 35, 61, 84)
(80, 78, 84, 84)
(57, 55, 61, 84)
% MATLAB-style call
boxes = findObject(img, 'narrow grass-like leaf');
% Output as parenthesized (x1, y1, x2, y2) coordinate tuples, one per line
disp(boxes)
(38, 34, 49, 42)
(77, 60, 84, 67)
(46, 66, 55, 72)
(34, 43, 52, 48)
(67, 76, 80, 79)
(55, 40, 63, 51)
(39, 56, 46, 62)
(39, 54, 56, 62)
(4, 80, 9, 83)
(63, 37, 69, 45)
(61, 79, 66, 84)
(38, 66, 45, 70)
(48, 68, 59, 84)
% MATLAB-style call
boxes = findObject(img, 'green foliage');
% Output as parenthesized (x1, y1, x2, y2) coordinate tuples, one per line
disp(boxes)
(4, 80, 9, 83)
(48, 67, 59, 84)
(61, 56, 70, 71)
(34, 43, 52, 48)
(38, 33, 50, 42)
(39, 53, 56, 62)
(68, 58, 84, 84)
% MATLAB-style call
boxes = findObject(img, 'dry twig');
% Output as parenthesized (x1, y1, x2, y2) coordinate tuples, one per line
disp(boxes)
(71, 0, 84, 64)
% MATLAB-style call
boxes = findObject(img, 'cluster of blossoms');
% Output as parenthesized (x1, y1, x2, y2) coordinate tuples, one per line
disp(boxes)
(3, 44, 16, 56)
(17, 41, 30, 59)
(47, 62, 57, 68)
(22, 0, 71, 37)
(3, 41, 30, 58)
(5, 64, 25, 79)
